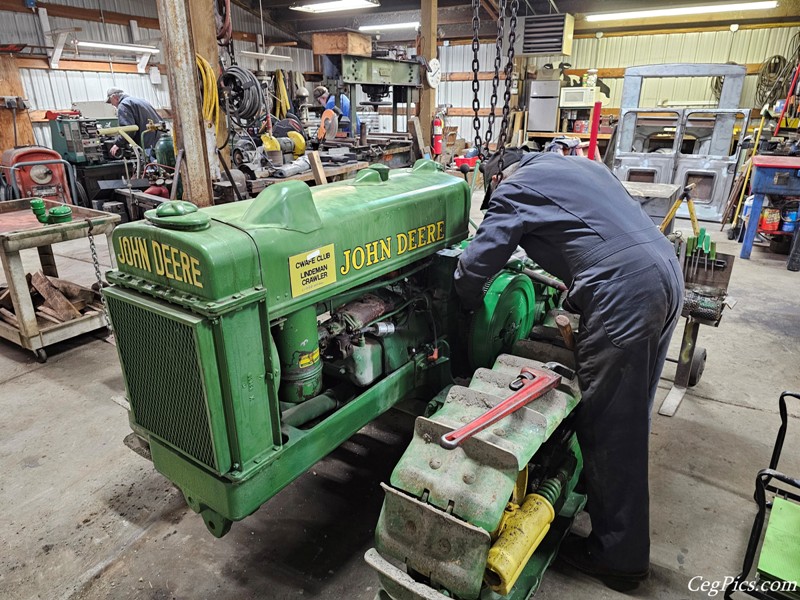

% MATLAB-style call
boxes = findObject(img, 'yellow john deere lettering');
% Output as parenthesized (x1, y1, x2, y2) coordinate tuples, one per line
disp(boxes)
(340, 220, 445, 276)
(289, 244, 337, 298)
(115, 235, 203, 289)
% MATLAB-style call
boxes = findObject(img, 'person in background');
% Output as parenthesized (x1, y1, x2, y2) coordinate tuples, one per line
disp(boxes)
(105, 87, 162, 159)
(454, 149, 684, 592)
(312, 85, 360, 134)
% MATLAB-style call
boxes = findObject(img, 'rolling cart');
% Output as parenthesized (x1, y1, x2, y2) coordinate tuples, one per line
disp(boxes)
(0, 198, 119, 361)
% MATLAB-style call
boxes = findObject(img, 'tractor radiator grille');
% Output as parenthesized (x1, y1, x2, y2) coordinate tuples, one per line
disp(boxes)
(106, 295, 218, 471)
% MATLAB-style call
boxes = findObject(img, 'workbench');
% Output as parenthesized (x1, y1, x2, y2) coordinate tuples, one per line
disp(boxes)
(740, 155, 800, 270)
(0, 199, 119, 360)
(622, 181, 681, 233)
(259, 161, 369, 186)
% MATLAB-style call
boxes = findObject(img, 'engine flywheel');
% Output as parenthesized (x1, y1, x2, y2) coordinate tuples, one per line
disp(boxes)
(467, 272, 536, 370)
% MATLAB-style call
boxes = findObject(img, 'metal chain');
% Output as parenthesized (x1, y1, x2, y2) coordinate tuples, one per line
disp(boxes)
(86, 220, 112, 330)
(470, 0, 483, 153)
(484, 0, 507, 153)
(495, 0, 520, 186)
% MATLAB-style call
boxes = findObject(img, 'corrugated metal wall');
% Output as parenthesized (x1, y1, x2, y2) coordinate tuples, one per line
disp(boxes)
(440, 25, 800, 142)
(2, 3, 798, 145)
(24, 69, 171, 147)
(0, 0, 312, 146)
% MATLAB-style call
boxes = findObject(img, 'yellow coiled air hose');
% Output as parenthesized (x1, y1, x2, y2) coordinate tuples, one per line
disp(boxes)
(196, 54, 221, 137)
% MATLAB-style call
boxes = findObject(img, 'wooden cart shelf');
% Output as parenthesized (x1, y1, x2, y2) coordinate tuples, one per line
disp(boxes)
(0, 198, 120, 361)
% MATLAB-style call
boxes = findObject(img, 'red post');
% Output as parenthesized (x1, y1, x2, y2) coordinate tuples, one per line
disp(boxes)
(587, 100, 603, 160)
(774, 62, 799, 137)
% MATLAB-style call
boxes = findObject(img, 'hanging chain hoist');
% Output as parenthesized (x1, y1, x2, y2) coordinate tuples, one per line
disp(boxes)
(470, 0, 483, 153)
(484, 1, 506, 152)
(470, 0, 520, 187)
(495, 0, 520, 185)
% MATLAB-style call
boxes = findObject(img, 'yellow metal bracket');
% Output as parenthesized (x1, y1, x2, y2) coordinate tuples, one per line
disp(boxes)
(660, 182, 700, 237)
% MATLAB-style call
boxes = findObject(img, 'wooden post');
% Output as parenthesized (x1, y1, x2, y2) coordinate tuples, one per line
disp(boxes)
(155, 0, 214, 206)
(418, 0, 437, 146)
(0, 56, 36, 149)
(308, 151, 327, 186)
(408, 116, 426, 160)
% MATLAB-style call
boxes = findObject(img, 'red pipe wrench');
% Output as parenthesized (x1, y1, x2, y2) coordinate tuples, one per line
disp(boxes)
(439, 366, 562, 450)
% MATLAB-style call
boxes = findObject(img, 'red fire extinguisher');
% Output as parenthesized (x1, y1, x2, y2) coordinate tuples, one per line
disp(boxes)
(432, 114, 443, 156)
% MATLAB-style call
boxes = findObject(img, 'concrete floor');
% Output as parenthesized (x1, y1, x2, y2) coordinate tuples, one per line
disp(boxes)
(1, 214, 799, 600)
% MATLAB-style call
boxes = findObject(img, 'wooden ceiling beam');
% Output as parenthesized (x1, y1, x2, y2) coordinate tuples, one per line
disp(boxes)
(0, 0, 292, 45)
(481, 0, 499, 21)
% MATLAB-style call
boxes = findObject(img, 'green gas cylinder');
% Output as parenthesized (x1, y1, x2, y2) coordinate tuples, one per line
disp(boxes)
(154, 132, 175, 167)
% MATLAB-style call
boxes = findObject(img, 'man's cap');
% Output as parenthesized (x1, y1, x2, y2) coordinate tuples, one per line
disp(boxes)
(312, 85, 329, 100)
(479, 146, 531, 182)
(479, 145, 536, 210)
(106, 87, 124, 103)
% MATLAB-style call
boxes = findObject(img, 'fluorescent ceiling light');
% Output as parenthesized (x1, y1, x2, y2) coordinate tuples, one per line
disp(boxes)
(359, 21, 420, 31)
(77, 41, 159, 53)
(291, 0, 379, 13)
(585, 1, 778, 22)
(240, 50, 293, 62)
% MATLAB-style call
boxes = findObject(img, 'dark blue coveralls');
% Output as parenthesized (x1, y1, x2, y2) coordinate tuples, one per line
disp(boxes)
(454, 152, 684, 572)
(114, 94, 162, 157)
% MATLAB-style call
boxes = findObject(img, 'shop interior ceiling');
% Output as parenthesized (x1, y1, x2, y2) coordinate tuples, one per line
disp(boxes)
(234, 0, 799, 45)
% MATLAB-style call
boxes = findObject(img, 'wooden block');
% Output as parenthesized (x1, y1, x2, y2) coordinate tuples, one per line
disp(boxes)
(311, 32, 371, 57)
(47, 277, 97, 304)
(308, 151, 327, 186)
(31, 272, 81, 321)
(0, 307, 19, 328)
(37, 305, 64, 322)
(408, 117, 426, 160)
(0, 288, 11, 311)
(36, 310, 62, 325)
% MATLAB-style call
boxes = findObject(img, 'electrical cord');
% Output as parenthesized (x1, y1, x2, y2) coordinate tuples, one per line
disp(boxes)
(218, 65, 265, 128)
(754, 34, 800, 107)
(756, 55, 788, 107)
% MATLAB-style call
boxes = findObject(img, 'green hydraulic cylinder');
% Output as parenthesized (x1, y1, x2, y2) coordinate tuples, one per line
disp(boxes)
(272, 304, 323, 404)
